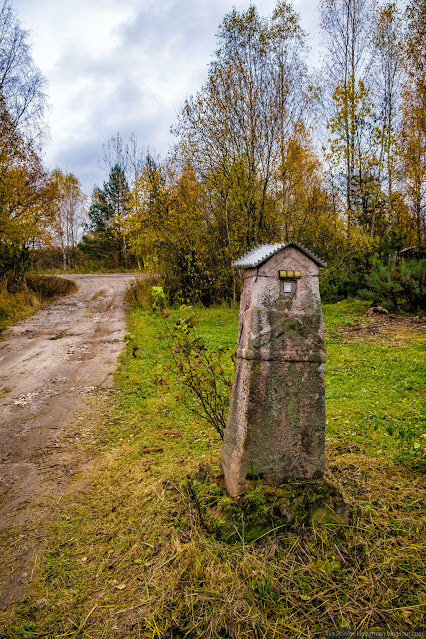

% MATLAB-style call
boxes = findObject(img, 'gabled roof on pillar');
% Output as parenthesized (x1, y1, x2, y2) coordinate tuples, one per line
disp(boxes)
(232, 241, 327, 269)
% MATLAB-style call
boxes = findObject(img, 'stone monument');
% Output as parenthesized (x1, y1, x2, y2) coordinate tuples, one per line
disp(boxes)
(221, 242, 327, 497)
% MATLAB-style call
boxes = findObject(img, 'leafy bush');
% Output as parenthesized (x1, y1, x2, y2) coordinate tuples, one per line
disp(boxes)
(359, 259, 426, 312)
(393, 418, 426, 472)
(151, 286, 166, 311)
(320, 267, 367, 303)
(320, 249, 373, 303)
(319, 233, 415, 305)
(164, 310, 235, 439)
(366, 414, 426, 472)
(126, 275, 165, 309)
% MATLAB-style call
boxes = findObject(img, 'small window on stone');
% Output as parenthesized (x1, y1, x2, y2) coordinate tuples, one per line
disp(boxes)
(283, 282, 292, 293)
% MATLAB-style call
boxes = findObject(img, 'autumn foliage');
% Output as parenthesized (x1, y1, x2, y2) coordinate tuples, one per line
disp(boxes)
(0, 1, 87, 281)
(120, 1, 425, 305)
(0, 95, 53, 277)
(1, 0, 425, 304)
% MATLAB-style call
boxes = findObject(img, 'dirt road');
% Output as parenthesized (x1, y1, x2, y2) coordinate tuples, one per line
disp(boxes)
(0, 273, 136, 610)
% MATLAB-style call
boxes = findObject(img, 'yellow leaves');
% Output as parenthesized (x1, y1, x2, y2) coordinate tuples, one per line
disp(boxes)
(327, 78, 374, 170)
(400, 80, 426, 224)
(0, 102, 55, 272)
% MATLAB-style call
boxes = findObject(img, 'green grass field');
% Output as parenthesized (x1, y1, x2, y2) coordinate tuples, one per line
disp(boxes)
(3, 297, 425, 638)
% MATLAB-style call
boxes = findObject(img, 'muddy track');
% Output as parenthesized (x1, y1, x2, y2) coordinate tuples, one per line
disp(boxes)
(0, 273, 136, 610)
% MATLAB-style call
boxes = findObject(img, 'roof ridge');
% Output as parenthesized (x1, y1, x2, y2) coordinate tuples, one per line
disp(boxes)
(232, 241, 327, 269)
(288, 241, 326, 267)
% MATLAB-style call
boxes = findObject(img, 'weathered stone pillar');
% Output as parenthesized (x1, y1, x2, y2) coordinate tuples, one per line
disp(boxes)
(221, 242, 327, 497)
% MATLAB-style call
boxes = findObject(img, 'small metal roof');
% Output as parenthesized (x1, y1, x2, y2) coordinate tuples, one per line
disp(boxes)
(232, 241, 327, 269)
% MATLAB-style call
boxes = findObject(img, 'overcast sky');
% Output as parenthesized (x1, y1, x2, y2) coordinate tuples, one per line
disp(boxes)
(13, 0, 322, 196)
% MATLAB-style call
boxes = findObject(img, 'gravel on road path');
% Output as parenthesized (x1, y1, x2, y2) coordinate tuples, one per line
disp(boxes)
(0, 273, 136, 611)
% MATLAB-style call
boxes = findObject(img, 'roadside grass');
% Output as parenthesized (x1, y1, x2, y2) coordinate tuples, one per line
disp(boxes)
(0, 275, 77, 332)
(29, 266, 139, 275)
(3, 300, 425, 638)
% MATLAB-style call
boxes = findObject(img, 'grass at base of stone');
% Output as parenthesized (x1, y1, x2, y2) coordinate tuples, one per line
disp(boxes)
(3, 302, 425, 638)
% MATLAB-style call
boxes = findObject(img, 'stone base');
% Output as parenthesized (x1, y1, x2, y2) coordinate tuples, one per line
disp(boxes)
(188, 466, 350, 544)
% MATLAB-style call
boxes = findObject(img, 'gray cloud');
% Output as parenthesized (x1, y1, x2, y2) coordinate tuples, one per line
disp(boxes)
(14, 0, 320, 196)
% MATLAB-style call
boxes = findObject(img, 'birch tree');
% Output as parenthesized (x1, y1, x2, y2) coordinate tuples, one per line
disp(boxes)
(50, 170, 87, 269)
(399, 0, 426, 249)
(320, 0, 376, 233)
(174, 2, 308, 256)
(0, 0, 48, 145)
(372, 2, 403, 231)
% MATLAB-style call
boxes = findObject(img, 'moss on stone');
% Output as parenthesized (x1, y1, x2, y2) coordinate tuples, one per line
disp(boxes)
(188, 466, 350, 544)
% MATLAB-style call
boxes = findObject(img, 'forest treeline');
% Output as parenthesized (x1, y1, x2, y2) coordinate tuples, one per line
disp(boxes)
(1, 0, 425, 308)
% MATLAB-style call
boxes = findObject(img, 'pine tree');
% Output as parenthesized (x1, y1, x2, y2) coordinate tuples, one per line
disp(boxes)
(86, 164, 131, 268)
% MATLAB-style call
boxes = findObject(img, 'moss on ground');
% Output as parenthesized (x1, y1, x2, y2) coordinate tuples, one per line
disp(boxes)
(189, 465, 349, 544)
